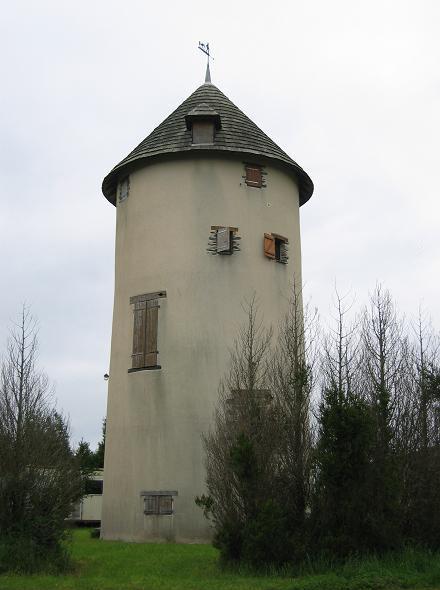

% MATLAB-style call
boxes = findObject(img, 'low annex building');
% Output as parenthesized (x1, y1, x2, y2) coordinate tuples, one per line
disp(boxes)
(101, 66, 314, 542)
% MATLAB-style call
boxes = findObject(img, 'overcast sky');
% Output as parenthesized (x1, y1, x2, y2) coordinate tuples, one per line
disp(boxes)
(1, 0, 439, 447)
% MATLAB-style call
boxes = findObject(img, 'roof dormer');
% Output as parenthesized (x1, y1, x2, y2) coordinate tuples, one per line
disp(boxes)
(185, 103, 221, 145)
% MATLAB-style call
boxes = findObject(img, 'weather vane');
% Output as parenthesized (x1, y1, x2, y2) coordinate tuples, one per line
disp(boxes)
(198, 41, 214, 63)
(198, 42, 214, 83)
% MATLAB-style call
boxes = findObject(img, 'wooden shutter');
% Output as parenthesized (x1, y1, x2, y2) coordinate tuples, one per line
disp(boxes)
(245, 165, 262, 187)
(144, 496, 156, 515)
(159, 496, 173, 515)
(144, 299, 159, 367)
(216, 227, 231, 253)
(264, 233, 276, 259)
(132, 301, 147, 368)
(131, 292, 166, 370)
(131, 299, 159, 369)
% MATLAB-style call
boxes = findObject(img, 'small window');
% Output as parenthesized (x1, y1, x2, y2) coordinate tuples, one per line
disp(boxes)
(141, 491, 177, 515)
(192, 121, 214, 144)
(207, 226, 241, 256)
(119, 176, 130, 202)
(264, 233, 289, 264)
(129, 291, 167, 371)
(85, 479, 103, 495)
(245, 164, 264, 188)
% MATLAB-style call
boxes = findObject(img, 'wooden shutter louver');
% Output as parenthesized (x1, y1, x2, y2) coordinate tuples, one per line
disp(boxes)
(264, 233, 276, 259)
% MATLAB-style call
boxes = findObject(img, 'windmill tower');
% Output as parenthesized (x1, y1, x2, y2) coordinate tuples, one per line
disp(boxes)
(100, 61, 314, 542)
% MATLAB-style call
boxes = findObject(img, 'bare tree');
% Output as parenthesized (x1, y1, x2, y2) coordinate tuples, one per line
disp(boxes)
(360, 285, 405, 549)
(401, 310, 440, 546)
(0, 306, 83, 572)
(361, 285, 406, 447)
(413, 310, 440, 449)
(198, 295, 311, 566)
(198, 290, 317, 565)
(268, 285, 317, 548)
(197, 297, 276, 559)
(311, 290, 379, 556)
(321, 289, 360, 399)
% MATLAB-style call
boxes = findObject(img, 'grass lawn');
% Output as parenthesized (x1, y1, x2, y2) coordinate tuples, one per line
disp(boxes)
(1, 528, 440, 590)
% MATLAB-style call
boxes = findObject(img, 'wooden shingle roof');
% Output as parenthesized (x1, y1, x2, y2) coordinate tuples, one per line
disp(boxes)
(102, 83, 314, 206)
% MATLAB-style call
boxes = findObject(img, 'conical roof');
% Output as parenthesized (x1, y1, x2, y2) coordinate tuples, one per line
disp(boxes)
(102, 83, 314, 206)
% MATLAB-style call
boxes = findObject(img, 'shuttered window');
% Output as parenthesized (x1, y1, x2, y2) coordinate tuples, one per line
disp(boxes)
(245, 164, 263, 188)
(143, 495, 173, 515)
(141, 490, 177, 515)
(129, 291, 166, 370)
(264, 233, 289, 264)
(207, 226, 241, 255)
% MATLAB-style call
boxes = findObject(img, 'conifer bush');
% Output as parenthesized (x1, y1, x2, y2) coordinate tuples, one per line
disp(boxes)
(0, 308, 84, 573)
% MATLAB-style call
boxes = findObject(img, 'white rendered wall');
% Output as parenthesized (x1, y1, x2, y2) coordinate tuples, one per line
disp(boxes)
(101, 156, 303, 542)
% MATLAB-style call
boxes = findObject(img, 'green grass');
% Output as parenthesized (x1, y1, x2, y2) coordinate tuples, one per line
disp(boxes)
(1, 528, 440, 590)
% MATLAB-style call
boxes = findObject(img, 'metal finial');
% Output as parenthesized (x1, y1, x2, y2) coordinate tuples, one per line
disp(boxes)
(198, 41, 214, 83)
(205, 62, 211, 83)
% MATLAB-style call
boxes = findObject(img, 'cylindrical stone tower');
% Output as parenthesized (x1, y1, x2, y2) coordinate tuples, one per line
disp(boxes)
(101, 73, 313, 542)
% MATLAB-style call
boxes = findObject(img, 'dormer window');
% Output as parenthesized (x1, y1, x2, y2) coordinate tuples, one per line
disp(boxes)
(185, 103, 221, 146)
